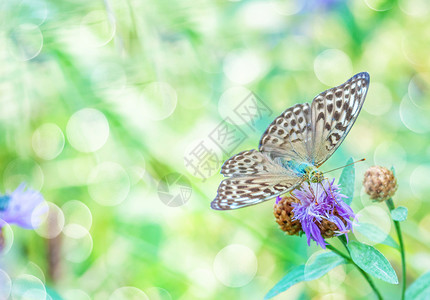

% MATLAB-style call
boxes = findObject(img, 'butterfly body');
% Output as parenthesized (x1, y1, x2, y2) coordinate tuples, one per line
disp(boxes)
(279, 159, 310, 175)
(211, 72, 370, 211)
(278, 160, 322, 182)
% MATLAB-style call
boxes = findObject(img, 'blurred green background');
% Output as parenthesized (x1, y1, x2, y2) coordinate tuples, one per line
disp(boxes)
(0, 0, 430, 299)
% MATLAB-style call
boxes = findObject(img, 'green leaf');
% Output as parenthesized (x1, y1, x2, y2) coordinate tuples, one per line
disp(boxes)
(391, 166, 396, 177)
(348, 241, 399, 284)
(264, 265, 305, 299)
(265, 252, 347, 299)
(405, 271, 430, 300)
(338, 157, 355, 205)
(354, 222, 399, 249)
(304, 251, 347, 281)
(391, 206, 408, 222)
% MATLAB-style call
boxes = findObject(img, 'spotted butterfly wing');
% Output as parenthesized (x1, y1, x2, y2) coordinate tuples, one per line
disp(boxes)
(259, 103, 313, 163)
(211, 175, 302, 210)
(310, 72, 369, 166)
(259, 72, 369, 166)
(211, 150, 303, 210)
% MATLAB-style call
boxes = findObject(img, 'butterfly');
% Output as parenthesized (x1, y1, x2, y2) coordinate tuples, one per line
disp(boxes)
(211, 72, 370, 210)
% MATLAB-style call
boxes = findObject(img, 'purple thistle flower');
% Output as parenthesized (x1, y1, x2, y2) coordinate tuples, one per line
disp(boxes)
(0, 184, 47, 229)
(291, 178, 355, 249)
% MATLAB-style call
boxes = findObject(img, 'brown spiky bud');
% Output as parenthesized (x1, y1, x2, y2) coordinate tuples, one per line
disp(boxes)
(363, 166, 397, 202)
(273, 196, 302, 235)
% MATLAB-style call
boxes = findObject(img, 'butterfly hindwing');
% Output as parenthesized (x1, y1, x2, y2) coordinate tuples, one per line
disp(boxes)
(311, 72, 369, 166)
(221, 150, 287, 177)
(211, 175, 303, 210)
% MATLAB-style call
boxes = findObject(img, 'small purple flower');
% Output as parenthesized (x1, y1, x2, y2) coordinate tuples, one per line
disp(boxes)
(0, 184, 47, 229)
(291, 178, 355, 249)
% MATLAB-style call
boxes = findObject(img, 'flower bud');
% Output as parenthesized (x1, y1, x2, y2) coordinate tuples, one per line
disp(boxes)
(363, 166, 397, 201)
(273, 196, 302, 235)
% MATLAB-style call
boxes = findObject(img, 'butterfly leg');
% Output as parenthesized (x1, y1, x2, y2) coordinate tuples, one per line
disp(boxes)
(306, 182, 318, 204)
(290, 191, 302, 204)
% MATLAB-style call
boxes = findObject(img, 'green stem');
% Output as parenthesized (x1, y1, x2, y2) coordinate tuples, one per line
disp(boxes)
(328, 239, 383, 300)
(326, 244, 349, 261)
(386, 198, 406, 300)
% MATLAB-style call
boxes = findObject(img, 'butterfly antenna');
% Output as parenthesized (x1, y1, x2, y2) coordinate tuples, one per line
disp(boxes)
(324, 158, 366, 174)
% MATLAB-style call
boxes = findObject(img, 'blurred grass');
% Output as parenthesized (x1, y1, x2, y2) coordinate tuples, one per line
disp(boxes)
(0, 0, 430, 299)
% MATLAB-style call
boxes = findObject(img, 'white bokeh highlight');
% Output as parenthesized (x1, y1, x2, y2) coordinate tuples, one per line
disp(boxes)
(408, 73, 430, 110)
(213, 244, 258, 287)
(11, 274, 46, 300)
(8, 23, 43, 61)
(3, 159, 44, 192)
(398, 0, 430, 17)
(0, 269, 12, 299)
(218, 86, 253, 126)
(273, 0, 305, 15)
(63, 226, 93, 263)
(399, 94, 430, 133)
(223, 50, 268, 84)
(305, 251, 346, 293)
(189, 267, 217, 295)
(109, 287, 149, 300)
(66, 108, 110, 153)
(145, 287, 172, 300)
(353, 205, 391, 245)
(140, 82, 177, 121)
(17, 0, 48, 26)
(32, 123, 65, 160)
(62, 200, 92, 238)
(410, 165, 430, 200)
(23, 262, 46, 284)
(80, 10, 116, 48)
(88, 162, 130, 206)
(373, 141, 406, 173)
(33, 202, 65, 239)
(364, 0, 394, 11)
(314, 49, 353, 86)
(239, 1, 283, 30)
(63, 289, 91, 300)
(363, 82, 392, 116)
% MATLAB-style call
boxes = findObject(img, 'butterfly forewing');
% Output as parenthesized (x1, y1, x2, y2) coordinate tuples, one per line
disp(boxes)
(259, 103, 312, 163)
(211, 175, 303, 210)
(310, 72, 369, 166)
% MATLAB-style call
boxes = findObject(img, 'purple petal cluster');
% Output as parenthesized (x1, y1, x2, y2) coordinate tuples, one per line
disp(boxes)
(0, 184, 47, 229)
(291, 178, 355, 249)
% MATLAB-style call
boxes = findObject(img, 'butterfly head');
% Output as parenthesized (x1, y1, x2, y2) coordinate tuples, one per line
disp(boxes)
(307, 168, 324, 183)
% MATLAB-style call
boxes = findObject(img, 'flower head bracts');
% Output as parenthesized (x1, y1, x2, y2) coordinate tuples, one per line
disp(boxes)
(291, 178, 355, 249)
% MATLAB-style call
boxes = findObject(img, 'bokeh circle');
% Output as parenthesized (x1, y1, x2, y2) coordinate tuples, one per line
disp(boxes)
(213, 244, 258, 287)
(66, 108, 110, 153)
